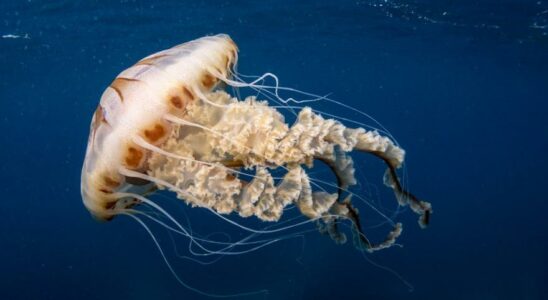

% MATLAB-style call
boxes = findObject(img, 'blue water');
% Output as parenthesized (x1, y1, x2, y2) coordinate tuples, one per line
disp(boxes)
(1, 1, 547, 299)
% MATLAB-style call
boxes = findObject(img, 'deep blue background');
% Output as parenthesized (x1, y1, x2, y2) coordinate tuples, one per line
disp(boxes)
(1, 1, 547, 299)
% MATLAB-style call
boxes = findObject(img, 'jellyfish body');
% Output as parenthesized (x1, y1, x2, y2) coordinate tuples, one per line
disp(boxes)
(81, 34, 431, 252)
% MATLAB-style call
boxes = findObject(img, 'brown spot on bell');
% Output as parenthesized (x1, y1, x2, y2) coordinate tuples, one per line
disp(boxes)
(143, 123, 167, 144)
(125, 145, 144, 169)
(201, 74, 217, 89)
(103, 176, 120, 188)
(170, 95, 183, 109)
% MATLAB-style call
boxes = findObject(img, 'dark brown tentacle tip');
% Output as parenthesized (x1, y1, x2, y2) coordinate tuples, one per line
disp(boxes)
(419, 208, 432, 229)
(423, 209, 431, 225)
(361, 149, 433, 229)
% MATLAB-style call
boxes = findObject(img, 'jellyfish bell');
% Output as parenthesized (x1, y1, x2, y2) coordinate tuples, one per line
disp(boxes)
(81, 33, 431, 260)
(81, 34, 238, 221)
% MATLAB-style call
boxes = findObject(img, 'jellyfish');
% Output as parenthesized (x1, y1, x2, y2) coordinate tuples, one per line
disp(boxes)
(81, 34, 431, 261)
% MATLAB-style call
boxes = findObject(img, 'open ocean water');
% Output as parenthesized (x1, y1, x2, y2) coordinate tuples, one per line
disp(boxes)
(1, 1, 547, 299)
